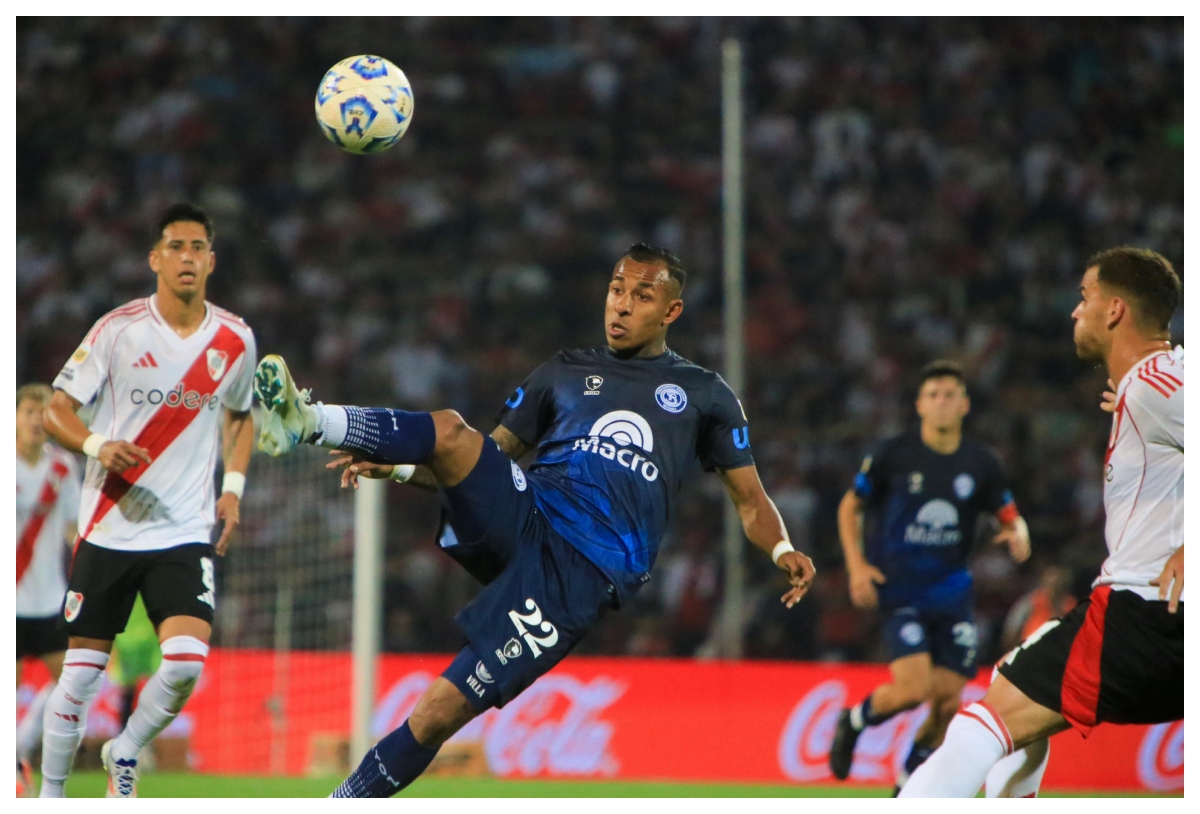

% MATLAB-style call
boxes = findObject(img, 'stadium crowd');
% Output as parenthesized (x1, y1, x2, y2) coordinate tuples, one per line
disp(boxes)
(17, 17, 1183, 666)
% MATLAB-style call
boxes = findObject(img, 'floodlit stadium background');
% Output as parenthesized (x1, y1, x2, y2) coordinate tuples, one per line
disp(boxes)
(15, 17, 1183, 794)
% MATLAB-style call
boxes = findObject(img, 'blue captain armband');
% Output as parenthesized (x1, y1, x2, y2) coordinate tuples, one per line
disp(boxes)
(854, 472, 873, 497)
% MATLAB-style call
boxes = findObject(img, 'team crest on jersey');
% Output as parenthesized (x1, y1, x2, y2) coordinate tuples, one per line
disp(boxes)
(953, 473, 975, 499)
(899, 621, 925, 646)
(71, 346, 89, 364)
(510, 461, 528, 492)
(207, 349, 229, 382)
(475, 661, 494, 684)
(64, 591, 84, 623)
(655, 383, 687, 413)
(584, 375, 604, 395)
(495, 637, 524, 665)
(908, 472, 924, 494)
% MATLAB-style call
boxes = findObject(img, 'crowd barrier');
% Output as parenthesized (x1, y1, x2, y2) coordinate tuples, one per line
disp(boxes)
(17, 650, 1182, 791)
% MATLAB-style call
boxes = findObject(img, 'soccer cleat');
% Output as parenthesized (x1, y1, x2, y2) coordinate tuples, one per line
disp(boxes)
(254, 354, 321, 457)
(101, 739, 138, 798)
(17, 759, 34, 798)
(828, 708, 862, 781)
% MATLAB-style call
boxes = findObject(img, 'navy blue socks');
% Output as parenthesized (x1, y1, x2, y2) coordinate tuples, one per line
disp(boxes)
(337, 407, 437, 465)
(849, 694, 895, 731)
(903, 743, 935, 776)
(330, 721, 438, 798)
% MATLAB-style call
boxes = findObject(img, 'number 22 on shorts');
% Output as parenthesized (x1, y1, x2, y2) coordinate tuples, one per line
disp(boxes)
(509, 598, 559, 657)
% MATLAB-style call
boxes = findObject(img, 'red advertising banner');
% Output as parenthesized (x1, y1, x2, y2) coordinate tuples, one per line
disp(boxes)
(17, 651, 1183, 792)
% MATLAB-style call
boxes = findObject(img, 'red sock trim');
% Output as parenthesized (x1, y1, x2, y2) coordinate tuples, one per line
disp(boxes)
(162, 653, 206, 662)
(975, 700, 1014, 754)
(63, 662, 107, 670)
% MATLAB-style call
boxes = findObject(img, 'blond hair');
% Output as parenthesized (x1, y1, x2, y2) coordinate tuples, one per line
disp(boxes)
(16, 383, 53, 408)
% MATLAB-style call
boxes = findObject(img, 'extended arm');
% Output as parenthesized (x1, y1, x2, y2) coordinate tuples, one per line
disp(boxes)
(214, 408, 253, 555)
(838, 489, 887, 609)
(717, 464, 816, 608)
(44, 389, 151, 473)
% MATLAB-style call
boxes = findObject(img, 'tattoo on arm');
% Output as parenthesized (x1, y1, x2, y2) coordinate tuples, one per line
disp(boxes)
(491, 426, 532, 461)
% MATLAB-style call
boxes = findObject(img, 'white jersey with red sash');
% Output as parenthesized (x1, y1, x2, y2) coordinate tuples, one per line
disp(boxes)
(1097, 346, 1184, 601)
(52, 296, 257, 552)
(16, 446, 80, 616)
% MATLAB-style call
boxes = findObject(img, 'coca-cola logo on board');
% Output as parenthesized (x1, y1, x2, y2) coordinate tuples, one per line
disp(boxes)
(1137, 721, 1183, 791)
(373, 670, 626, 777)
(777, 679, 984, 782)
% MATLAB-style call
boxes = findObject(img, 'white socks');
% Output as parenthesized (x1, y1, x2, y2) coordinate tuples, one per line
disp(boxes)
(986, 739, 1050, 798)
(315, 404, 347, 447)
(39, 649, 110, 797)
(109, 636, 208, 763)
(898, 702, 1013, 797)
(17, 681, 55, 763)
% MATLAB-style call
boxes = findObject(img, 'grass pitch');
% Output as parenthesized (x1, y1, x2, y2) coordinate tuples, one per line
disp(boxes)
(46, 772, 1178, 798)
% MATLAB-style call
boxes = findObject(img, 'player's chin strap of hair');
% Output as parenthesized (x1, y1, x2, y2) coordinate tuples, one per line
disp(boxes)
(771, 540, 795, 566)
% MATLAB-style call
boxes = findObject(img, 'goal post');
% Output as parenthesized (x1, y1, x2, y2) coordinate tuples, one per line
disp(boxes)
(351, 476, 385, 762)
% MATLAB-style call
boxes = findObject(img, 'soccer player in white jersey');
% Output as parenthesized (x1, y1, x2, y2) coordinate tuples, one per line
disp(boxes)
(901, 247, 1183, 798)
(39, 204, 257, 798)
(15, 383, 81, 797)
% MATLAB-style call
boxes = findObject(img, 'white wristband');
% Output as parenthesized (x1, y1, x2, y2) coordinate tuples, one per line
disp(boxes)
(222, 472, 246, 499)
(389, 464, 416, 483)
(82, 433, 109, 458)
(771, 540, 795, 565)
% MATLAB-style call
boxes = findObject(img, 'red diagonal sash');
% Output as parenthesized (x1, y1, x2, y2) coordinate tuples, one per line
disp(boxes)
(80, 324, 245, 542)
(17, 458, 71, 585)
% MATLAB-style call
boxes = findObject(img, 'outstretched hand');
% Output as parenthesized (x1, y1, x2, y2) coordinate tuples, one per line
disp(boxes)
(214, 493, 240, 556)
(326, 449, 394, 489)
(778, 550, 816, 609)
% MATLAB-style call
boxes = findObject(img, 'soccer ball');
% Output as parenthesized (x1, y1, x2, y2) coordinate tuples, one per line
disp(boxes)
(314, 55, 414, 154)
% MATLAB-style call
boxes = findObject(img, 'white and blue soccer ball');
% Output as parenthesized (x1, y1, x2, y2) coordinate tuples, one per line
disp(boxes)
(315, 55, 414, 154)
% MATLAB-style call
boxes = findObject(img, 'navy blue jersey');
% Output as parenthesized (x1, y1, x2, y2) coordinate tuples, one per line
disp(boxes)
(853, 432, 1015, 611)
(495, 347, 754, 598)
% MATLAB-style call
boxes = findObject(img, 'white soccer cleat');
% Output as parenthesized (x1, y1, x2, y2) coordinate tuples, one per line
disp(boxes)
(254, 354, 321, 457)
(101, 739, 138, 798)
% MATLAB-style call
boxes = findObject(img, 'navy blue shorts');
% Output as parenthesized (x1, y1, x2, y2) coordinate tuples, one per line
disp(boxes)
(881, 605, 979, 677)
(437, 438, 612, 709)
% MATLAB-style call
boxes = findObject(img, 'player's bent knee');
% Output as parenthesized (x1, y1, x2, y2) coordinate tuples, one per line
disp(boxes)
(157, 636, 209, 694)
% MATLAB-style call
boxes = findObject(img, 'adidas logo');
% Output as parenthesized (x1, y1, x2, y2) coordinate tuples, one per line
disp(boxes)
(132, 352, 159, 368)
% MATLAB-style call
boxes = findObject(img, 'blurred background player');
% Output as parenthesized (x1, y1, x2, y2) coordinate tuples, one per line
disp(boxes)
(829, 360, 1030, 792)
(999, 564, 1076, 654)
(109, 595, 163, 768)
(15, 383, 81, 797)
(38, 204, 256, 797)
(255, 244, 817, 798)
(901, 247, 1183, 798)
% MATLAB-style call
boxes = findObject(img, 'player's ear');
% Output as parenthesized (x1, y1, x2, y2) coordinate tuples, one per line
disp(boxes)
(661, 298, 684, 326)
(148, 248, 161, 275)
(1106, 297, 1126, 330)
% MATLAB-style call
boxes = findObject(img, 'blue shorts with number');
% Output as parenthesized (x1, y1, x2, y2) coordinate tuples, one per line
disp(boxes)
(881, 605, 979, 677)
(436, 437, 613, 709)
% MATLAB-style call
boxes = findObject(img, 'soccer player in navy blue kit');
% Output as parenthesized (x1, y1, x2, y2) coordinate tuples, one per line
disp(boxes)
(828, 360, 1030, 793)
(254, 244, 817, 797)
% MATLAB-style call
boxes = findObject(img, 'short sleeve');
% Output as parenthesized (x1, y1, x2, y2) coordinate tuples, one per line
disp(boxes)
(53, 319, 115, 405)
(494, 355, 560, 446)
(697, 374, 755, 472)
(221, 328, 257, 412)
(853, 442, 891, 503)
